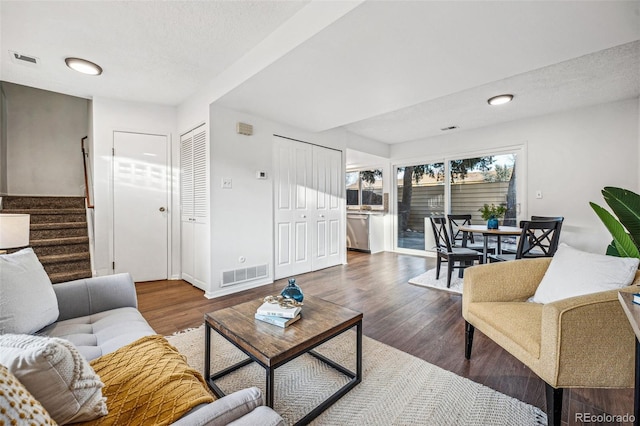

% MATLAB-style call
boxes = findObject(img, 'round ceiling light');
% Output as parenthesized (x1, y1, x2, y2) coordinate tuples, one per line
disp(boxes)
(65, 57, 102, 76)
(487, 94, 514, 106)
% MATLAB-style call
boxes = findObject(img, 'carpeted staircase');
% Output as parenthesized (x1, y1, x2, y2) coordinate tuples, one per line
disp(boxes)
(1, 196, 92, 283)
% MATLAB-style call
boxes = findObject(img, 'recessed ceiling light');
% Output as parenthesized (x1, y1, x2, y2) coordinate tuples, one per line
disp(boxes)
(487, 94, 514, 106)
(65, 57, 102, 76)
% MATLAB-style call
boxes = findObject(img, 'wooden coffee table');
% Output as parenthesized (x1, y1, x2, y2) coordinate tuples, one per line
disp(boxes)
(204, 295, 363, 425)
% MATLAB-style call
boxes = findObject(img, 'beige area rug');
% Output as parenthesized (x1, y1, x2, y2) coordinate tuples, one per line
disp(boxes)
(167, 325, 546, 425)
(408, 268, 464, 294)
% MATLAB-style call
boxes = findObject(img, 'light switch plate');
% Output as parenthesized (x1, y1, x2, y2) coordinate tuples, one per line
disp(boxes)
(222, 178, 232, 189)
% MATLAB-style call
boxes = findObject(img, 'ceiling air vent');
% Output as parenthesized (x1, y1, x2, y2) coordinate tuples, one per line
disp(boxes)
(10, 51, 40, 67)
(440, 125, 459, 132)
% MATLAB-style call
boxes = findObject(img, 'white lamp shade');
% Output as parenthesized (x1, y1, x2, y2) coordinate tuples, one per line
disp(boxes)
(0, 214, 30, 249)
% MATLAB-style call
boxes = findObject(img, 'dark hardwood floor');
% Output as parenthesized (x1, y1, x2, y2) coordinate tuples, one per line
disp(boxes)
(136, 251, 633, 425)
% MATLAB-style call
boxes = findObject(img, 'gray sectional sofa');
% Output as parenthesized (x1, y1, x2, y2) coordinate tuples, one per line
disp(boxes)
(0, 248, 284, 426)
(43, 273, 284, 426)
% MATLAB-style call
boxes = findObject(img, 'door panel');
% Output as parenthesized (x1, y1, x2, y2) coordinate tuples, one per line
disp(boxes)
(273, 138, 313, 278)
(274, 137, 343, 279)
(113, 131, 168, 282)
(312, 146, 343, 270)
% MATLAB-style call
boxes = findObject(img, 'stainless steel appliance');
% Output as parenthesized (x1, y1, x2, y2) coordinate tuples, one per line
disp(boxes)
(347, 213, 370, 251)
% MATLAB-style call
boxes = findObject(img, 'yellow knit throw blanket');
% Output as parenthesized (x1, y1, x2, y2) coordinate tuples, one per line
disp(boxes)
(79, 335, 214, 426)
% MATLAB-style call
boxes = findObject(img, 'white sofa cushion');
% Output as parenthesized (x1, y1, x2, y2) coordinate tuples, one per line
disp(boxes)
(0, 363, 57, 425)
(0, 248, 58, 334)
(0, 333, 107, 425)
(532, 243, 639, 304)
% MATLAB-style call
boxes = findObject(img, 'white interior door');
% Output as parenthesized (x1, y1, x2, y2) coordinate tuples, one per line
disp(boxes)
(312, 146, 343, 270)
(113, 131, 169, 282)
(274, 137, 344, 279)
(274, 137, 313, 278)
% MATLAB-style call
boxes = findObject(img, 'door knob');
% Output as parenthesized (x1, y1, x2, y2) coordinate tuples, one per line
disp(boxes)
(301, 214, 306, 218)
(319, 214, 325, 218)
(159, 207, 166, 212)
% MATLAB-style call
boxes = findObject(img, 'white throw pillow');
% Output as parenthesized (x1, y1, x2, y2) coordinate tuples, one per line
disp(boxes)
(0, 363, 57, 425)
(0, 334, 108, 425)
(0, 248, 59, 333)
(532, 243, 639, 304)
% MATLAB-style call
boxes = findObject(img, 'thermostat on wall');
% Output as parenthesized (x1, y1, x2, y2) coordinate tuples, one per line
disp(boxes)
(256, 171, 267, 179)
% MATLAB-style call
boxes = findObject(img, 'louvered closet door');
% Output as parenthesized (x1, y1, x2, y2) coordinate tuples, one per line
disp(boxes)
(181, 124, 209, 290)
(192, 128, 208, 221)
(180, 133, 194, 220)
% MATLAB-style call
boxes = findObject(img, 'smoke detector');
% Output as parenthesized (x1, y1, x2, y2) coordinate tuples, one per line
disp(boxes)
(10, 51, 39, 67)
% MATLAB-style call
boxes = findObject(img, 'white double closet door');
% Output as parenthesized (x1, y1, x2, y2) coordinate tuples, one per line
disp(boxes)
(274, 136, 343, 279)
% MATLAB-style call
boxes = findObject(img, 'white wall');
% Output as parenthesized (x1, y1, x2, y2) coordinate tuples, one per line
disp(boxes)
(3, 83, 88, 196)
(91, 97, 178, 277)
(391, 98, 640, 254)
(0, 85, 7, 196)
(206, 103, 347, 298)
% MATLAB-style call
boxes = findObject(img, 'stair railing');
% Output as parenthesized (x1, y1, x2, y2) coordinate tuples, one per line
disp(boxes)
(81, 136, 94, 209)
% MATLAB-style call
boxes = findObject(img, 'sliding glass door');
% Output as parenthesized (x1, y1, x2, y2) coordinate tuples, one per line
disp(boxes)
(395, 150, 520, 253)
(396, 163, 444, 250)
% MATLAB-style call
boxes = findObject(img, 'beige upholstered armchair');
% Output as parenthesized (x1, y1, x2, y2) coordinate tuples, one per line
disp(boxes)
(462, 258, 639, 426)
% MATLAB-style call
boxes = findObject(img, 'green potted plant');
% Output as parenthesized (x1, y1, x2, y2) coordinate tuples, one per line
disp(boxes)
(590, 187, 640, 258)
(479, 204, 507, 229)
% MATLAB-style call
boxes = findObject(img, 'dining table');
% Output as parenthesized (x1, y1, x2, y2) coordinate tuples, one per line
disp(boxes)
(458, 224, 522, 263)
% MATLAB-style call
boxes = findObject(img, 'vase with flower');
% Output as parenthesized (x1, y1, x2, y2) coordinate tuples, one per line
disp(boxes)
(479, 204, 507, 230)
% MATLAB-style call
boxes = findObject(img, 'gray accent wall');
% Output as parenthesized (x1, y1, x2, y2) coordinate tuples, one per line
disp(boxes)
(2, 82, 88, 196)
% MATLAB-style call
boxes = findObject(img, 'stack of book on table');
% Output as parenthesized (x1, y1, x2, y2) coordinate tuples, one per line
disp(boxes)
(255, 301, 301, 328)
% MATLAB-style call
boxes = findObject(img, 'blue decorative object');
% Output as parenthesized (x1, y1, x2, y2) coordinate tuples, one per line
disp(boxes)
(281, 278, 304, 302)
(487, 216, 499, 230)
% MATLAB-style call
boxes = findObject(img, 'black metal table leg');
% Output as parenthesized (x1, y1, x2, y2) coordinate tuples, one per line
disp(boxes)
(204, 322, 211, 384)
(266, 366, 275, 408)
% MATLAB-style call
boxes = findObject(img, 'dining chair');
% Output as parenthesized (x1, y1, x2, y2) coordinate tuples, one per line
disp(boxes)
(447, 214, 495, 255)
(488, 220, 562, 262)
(500, 216, 564, 255)
(531, 216, 564, 251)
(429, 216, 483, 287)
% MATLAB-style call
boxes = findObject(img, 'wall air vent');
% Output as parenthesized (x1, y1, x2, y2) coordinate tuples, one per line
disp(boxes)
(440, 125, 459, 132)
(236, 122, 253, 136)
(221, 264, 269, 287)
(10, 51, 39, 67)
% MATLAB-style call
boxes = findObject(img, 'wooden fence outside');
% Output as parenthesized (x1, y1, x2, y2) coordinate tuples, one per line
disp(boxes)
(399, 181, 511, 232)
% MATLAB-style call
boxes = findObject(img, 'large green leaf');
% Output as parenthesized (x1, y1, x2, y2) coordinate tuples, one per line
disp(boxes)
(606, 240, 620, 256)
(602, 187, 640, 247)
(589, 202, 640, 258)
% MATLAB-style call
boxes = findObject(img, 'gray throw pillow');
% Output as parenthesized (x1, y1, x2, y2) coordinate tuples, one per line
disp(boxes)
(0, 247, 59, 333)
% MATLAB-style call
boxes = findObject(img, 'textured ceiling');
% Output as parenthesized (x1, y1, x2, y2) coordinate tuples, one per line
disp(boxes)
(1, 1, 639, 146)
(345, 41, 640, 143)
(216, 1, 640, 143)
(0, 0, 309, 104)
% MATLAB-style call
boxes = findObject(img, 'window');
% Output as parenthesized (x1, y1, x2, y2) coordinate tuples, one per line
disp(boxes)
(346, 169, 383, 207)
